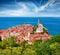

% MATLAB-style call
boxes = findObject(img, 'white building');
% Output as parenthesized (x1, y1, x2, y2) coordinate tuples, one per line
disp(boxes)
(23, 32, 30, 40)
(36, 19, 44, 33)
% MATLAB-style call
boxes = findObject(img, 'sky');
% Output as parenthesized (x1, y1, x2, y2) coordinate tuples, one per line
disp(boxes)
(0, 0, 60, 17)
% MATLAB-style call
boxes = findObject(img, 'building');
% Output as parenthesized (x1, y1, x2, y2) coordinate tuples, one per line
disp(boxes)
(36, 19, 44, 33)
(0, 20, 51, 44)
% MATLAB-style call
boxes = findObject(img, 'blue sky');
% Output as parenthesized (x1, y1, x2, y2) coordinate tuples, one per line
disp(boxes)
(0, 0, 60, 17)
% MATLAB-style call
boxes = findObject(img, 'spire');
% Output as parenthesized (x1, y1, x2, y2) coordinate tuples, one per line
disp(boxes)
(38, 19, 40, 26)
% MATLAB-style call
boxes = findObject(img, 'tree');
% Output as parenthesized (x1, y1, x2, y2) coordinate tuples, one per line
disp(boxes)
(52, 35, 60, 42)
(45, 35, 60, 55)
(23, 48, 36, 55)
(31, 26, 38, 34)
(5, 36, 18, 55)
(50, 42, 60, 55)
(20, 41, 28, 55)
(36, 42, 50, 55)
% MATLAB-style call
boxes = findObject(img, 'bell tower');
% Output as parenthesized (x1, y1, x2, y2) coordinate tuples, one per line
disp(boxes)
(38, 19, 40, 26)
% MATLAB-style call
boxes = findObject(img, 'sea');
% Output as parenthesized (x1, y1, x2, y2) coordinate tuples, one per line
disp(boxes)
(0, 17, 60, 36)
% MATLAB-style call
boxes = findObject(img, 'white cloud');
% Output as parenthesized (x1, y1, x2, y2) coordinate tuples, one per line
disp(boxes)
(35, 2, 50, 12)
(0, 0, 60, 17)
(49, 0, 55, 7)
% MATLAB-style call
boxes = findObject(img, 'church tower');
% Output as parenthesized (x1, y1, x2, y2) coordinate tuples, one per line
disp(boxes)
(36, 19, 44, 33)
(38, 19, 40, 27)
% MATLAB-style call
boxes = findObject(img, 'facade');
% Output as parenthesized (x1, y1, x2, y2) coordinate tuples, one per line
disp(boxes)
(36, 19, 44, 33)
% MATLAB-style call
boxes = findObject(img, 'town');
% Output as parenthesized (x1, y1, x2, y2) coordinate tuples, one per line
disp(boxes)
(0, 20, 51, 44)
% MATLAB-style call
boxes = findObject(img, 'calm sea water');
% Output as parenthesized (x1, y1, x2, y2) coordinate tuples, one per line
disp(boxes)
(0, 17, 60, 35)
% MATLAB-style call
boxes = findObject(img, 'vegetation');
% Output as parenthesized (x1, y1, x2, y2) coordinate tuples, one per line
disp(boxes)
(31, 26, 38, 34)
(0, 35, 60, 55)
